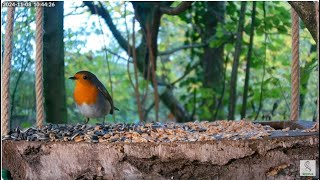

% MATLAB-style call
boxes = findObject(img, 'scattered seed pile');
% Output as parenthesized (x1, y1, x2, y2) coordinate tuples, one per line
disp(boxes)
(2, 120, 278, 143)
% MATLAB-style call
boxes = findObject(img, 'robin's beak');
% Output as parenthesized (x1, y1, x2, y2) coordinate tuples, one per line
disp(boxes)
(69, 76, 77, 80)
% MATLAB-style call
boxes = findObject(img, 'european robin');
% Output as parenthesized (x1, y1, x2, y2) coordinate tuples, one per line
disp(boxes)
(69, 71, 119, 123)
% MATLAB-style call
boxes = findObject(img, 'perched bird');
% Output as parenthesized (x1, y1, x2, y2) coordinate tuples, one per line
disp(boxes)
(69, 71, 119, 124)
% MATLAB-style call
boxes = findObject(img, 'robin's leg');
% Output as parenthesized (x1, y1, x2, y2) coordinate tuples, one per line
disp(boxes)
(102, 117, 106, 125)
(84, 117, 90, 124)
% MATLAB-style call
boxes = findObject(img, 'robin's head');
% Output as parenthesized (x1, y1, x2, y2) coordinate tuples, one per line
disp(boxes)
(69, 71, 97, 86)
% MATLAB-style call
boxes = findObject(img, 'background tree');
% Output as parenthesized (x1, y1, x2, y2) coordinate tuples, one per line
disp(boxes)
(193, 2, 226, 120)
(43, 1, 67, 123)
(228, 2, 247, 120)
(241, 2, 256, 119)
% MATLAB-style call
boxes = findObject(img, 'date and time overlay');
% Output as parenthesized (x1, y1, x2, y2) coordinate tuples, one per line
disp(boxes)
(2, 1, 56, 7)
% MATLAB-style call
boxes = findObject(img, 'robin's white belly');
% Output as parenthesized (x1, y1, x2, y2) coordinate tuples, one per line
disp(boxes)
(77, 102, 111, 118)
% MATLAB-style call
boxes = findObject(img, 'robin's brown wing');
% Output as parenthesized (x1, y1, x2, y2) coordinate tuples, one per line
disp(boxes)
(96, 84, 119, 113)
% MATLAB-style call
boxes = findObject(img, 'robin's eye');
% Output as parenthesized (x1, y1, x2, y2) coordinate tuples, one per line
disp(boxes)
(83, 76, 88, 80)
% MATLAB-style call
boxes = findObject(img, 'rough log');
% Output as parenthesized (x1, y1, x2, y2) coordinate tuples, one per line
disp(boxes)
(2, 132, 319, 179)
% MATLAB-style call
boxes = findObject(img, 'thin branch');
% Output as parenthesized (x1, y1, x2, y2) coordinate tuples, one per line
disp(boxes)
(241, 2, 256, 119)
(171, 62, 200, 86)
(254, 2, 267, 120)
(95, 5, 116, 121)
(11, 55, 32, 118)
(159, 34, 235, 93)
(131, 15, 144, 122)
(275, 77, 291, 113)
(144, 102, 155, 121)
(124, 2, 144, 122)
(104, 49, 130, 62)
(160, 2, 193, 15)
(64, 5, 86, 17)
(64, 11, 86, 17)
(10, 19, 33, 118)
(158, 43, 206, 56)
(83, 1, 132, 54)
(146, 25, 160, 122)
(159, 53, 172, 84)
(228, 2, 247, 120)
(214, 52, 230, 120)
(191, 89, 197, 119)
(125, 3, 136, 89)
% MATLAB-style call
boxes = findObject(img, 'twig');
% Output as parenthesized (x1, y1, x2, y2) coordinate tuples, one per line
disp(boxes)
(228, 2, 247, 120)
(191, 89, 197, 119)
(64, 11, 85, 17)
(10, 52, 32, 119)
(254, 2, 267, 120)
(160, 2, 193, 15)
(64, 4, 86, 17)
(214, 52, 230, 120)
(104, 48, 130, 62)
(125, 3, 135, 90)
(10, 17, 33, 119)
(158, 43, 206, 56)
(144, 102, 155, 121)
(275, 78, 291, 115)
(130, 14, 144, 122)
(241, 2, 256, 119)
(84, 1, 132, 54)
(171, 62, 200, 86)
(95, 3, 116, 121)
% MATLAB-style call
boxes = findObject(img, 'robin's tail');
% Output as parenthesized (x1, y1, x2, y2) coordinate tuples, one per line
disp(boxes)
(110, 106, 120, 114)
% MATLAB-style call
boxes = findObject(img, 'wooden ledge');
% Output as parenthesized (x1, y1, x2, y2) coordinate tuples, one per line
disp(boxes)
(2, 131, 319, 179)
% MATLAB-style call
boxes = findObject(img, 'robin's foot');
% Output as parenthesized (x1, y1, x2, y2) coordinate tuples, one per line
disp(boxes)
(84, 117, 90, 124)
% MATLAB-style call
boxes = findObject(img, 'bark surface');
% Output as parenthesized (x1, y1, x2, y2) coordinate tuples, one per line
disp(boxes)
(2, 133, 319, 180)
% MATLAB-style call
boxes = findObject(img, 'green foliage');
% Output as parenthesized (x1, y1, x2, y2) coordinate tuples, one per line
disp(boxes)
(2, 8, 36, 127)
(1, 1, 317, 127)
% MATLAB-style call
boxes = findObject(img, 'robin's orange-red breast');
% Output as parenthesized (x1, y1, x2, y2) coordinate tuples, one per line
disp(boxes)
(69, 71, 119, 123)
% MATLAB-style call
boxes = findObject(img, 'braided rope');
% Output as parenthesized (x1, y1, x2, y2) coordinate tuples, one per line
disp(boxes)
(315, 1, 319, 130)
(1, 7, 15, 136)
(290, 8, 300, 121)
(35, 6, 45, 128)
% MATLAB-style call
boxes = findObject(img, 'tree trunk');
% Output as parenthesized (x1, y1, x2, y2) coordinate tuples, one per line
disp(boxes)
(228, 2, 247, 120)
(241, 2, 256, 119)
(200, 2, 225, 121)
(160, 88, 192, 122)
(288, 1, 318, 42)
(43, 2, 67, 124)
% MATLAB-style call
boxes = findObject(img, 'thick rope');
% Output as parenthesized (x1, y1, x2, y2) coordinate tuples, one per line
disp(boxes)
(290, 8, 300, 121)
(1, 7, 15, 136)
(35, 7, 45, 128)
(315, 1, 319, 130)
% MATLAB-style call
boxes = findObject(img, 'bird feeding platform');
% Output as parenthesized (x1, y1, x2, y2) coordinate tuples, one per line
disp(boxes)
(2, 120, 319, 179)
